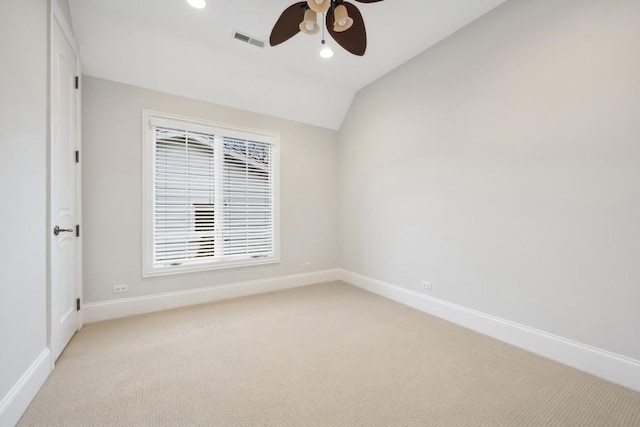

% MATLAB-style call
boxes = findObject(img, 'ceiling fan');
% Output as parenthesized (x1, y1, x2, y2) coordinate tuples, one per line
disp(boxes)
(269, 0, 384, 57)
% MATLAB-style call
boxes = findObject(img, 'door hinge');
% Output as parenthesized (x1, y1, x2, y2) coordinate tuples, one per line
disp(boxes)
(76, 224, 80, 237)
(75, 150, 80, 163)
(76, 298, 81, 311)
(75, 76, 80, 89)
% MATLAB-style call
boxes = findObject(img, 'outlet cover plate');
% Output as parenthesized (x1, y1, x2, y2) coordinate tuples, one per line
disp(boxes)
(113, 284, 128, 294)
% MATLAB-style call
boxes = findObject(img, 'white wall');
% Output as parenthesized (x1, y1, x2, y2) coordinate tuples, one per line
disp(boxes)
(339, 0, 640, 361)
(82, 76, 339, 303)
(55, 0, 73, 32)
(0, 0, 49, 419)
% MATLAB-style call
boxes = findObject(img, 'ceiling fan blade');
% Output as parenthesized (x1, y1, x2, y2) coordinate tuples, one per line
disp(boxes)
(270, 2, 306, 47)
(327, 2, 367, 56)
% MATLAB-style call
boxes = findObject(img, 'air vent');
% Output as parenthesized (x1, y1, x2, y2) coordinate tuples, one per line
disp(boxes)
(233, 31, 265, 49)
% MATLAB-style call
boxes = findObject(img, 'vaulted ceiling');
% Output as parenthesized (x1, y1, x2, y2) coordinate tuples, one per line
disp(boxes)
(69, 0, 507, 130)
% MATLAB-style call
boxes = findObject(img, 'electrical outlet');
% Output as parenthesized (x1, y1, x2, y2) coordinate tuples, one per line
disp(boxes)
(421, 281, 432, 291)
(113, 284, 128, 294)
(303, 262, 312, 270)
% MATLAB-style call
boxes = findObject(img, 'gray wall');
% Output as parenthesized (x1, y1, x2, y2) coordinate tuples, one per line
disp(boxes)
(339, 0, 640, 360)
(0, 0, 49, 403)
(82, 77, 339, 303)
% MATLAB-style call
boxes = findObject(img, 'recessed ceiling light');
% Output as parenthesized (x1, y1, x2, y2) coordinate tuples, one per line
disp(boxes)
(319, 39, 333, 59)
(186, 0, 206, 9)
(319, 44, 334, 59)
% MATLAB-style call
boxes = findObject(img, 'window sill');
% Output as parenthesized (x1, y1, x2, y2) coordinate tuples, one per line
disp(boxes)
(142, 256, 280, 278)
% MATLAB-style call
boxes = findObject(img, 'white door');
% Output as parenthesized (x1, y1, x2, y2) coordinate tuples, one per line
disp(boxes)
(51, 16, 80, 362)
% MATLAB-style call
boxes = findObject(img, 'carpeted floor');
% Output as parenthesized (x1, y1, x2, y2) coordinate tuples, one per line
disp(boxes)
(19, 281, 640, 426)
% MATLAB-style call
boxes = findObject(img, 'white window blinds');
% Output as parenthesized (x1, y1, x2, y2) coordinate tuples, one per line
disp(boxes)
(146, 115, 278, 276)
(222, 138, 273, 257)
(154, 127, 216, 265)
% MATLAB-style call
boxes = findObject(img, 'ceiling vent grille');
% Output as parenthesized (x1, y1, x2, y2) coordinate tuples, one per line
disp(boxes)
(233, 31, 265, 49)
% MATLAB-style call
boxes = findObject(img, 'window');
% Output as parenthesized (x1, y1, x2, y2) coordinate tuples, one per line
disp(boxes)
(142, 111, 280, 277)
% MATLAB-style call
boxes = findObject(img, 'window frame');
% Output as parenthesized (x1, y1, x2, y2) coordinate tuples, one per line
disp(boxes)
(141, 110, 281, 278)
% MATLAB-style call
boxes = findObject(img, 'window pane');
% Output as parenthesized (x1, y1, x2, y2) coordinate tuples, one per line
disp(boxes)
(154, 127, 215, 266)
(149, 122, 275, 273)
(222, 138, 273, 258)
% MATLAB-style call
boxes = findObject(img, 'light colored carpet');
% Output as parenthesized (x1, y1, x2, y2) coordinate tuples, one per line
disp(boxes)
(20, 281, 640, 426)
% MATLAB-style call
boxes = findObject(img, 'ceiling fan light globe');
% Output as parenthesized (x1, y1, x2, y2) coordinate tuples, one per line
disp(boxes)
(307, 0, 330, 13)
(333, 20, 354, 32)
(333, 5, 354, 32)
(299, 9, 319, 34)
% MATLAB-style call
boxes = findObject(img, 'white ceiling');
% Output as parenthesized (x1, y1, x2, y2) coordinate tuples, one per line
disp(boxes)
(69, 0, 507, 130)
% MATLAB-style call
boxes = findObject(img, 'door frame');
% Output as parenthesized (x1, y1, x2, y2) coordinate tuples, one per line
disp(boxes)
(49, 0, 83, 366)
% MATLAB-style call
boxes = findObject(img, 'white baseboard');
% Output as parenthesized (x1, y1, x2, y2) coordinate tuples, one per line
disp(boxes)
(338, 269, 640, 392)
(84, 269, 339, 323)
(0, 348, 51, 427)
